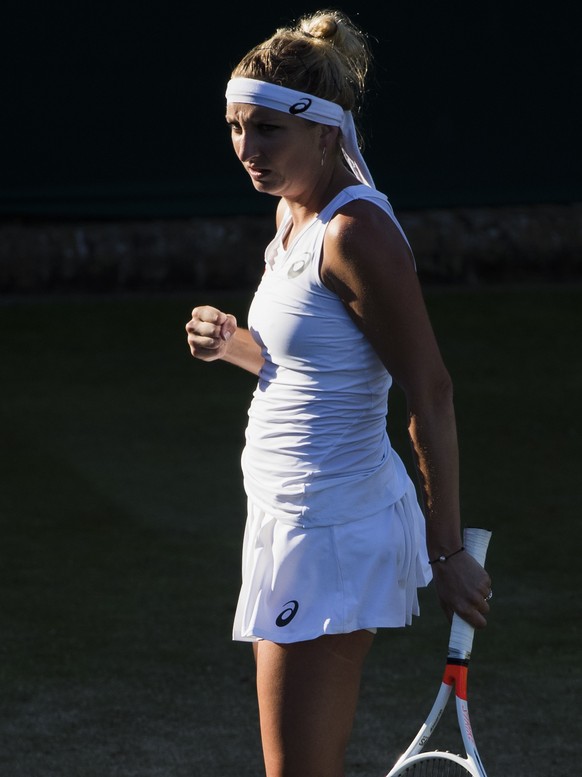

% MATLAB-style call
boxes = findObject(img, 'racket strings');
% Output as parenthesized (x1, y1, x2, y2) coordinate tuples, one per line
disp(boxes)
(395, 756, 473, 776)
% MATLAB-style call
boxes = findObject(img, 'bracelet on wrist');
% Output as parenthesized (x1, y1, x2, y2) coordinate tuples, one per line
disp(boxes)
(428, 546, 465, 565)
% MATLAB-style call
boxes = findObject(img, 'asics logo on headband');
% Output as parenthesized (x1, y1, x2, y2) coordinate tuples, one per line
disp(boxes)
(289, 98, 312, 115)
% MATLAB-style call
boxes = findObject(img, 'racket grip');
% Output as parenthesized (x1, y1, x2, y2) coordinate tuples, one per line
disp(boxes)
(448, 527, 492, 660)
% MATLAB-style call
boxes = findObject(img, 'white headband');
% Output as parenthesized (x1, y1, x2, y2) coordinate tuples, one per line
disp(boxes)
(225, 77, 375, 188)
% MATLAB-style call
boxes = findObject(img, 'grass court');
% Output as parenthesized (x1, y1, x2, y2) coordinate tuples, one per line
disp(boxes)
(1, 284, 580, 775)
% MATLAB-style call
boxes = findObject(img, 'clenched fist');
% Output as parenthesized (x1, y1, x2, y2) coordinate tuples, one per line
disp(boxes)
(185, 306, 238, 362)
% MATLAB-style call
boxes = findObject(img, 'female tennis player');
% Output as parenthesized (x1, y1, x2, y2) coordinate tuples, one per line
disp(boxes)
(185, 9, 492, 777)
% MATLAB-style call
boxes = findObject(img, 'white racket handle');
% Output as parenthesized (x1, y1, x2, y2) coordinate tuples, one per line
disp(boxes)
(448, 527, 492, 660)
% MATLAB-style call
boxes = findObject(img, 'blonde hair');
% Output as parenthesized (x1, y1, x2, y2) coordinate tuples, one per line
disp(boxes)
(231, 9, 373, 118)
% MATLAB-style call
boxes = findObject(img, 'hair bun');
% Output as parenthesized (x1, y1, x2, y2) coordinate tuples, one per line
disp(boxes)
(303, 14, 338, 40)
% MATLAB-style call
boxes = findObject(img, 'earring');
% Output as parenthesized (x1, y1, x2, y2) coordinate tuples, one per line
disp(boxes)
(321, 147, 327, 167)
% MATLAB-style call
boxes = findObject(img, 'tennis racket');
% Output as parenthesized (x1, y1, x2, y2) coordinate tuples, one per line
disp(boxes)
(385, 526, 492, 777)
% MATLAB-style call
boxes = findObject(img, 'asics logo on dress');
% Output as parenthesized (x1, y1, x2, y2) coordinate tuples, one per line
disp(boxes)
(289, 98, 312, 115)
(276, 600, 299, 627)
(288, 259, 307, 278)
(287, 252, 311, 278)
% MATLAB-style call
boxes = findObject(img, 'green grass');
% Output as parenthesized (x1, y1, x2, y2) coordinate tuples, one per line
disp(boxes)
(1, 285, 580, 776)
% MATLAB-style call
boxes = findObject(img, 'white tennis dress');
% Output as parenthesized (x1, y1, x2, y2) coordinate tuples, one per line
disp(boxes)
(233, 184, 432, 643)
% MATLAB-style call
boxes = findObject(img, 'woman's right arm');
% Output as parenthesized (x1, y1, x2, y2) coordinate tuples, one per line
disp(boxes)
(185, 305, 264, 376)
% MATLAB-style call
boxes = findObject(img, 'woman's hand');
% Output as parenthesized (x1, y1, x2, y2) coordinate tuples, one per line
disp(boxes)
(430, 551, 492, 629)
(185, 306, 238, 362)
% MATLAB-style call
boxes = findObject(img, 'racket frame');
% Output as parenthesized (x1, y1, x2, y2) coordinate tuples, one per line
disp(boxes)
(385, 527, 491, 777)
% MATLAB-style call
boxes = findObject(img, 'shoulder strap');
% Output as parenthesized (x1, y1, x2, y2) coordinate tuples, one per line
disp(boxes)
(320, 185, 412, 252)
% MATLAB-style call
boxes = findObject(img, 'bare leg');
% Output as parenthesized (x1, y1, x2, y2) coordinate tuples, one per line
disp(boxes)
(253, 630, 374, 777)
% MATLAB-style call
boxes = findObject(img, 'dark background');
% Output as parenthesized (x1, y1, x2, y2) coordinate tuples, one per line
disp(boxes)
(2, 1, 580, 218)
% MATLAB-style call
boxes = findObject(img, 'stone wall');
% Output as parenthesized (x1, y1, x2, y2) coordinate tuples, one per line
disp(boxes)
(1, 202, 581, 294)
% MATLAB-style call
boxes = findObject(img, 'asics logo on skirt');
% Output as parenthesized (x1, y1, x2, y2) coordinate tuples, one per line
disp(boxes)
(276, 600, 299, 627)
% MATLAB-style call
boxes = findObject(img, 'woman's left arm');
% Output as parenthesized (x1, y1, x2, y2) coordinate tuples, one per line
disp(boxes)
(321, 201, 492, 628)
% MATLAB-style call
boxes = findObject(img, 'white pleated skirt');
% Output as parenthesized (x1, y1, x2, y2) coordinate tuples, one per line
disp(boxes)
(232, 477, 432, 643)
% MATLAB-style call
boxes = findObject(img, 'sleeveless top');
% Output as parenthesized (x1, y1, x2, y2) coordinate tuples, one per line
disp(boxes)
(241, 184, 414, 529)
